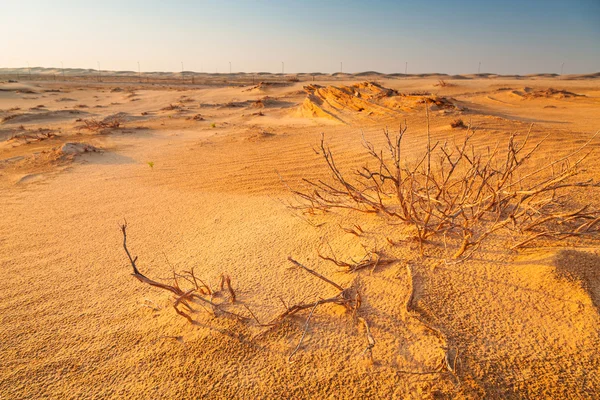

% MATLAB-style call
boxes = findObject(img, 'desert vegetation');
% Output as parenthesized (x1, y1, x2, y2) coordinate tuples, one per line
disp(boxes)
(450, 118, 467, 129)
(120, 222, 379, 363)
(122, 109, 600, 386)
(79, 115, 123, 132)
(290, 118, 600, 261)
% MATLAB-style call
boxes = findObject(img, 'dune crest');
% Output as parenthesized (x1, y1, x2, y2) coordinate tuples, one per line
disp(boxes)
(295, 81, 460, 123)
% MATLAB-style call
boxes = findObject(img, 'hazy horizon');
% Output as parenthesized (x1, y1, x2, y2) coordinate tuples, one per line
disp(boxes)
(2, 0, 599, 75)
(2, 66, 599, 77)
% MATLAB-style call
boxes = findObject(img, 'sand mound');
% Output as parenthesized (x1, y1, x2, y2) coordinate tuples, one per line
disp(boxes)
(250, 96, 280, 109)
(0, 83, 39, 93)
(2, 128, 57, 147)
(511, 87, 584, 100)
(243, 81, 291, 93)
(295, 82, 460, 122)
(353, 71, 385, 77)
(246, 130, 276, 141)
(565, 72, 600, 80)
(1, 109, 88, 124)
(0, 142, 101, 179)
(58, 142, 102, 155)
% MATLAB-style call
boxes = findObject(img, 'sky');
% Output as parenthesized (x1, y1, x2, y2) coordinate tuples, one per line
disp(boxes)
(1, 0, 599, 75)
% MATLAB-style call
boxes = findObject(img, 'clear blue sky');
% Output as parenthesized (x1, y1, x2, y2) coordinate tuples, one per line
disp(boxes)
(1, 0, 599, 74)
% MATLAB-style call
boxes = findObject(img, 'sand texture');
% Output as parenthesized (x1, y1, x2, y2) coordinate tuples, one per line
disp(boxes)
(1, 74, 600, 398)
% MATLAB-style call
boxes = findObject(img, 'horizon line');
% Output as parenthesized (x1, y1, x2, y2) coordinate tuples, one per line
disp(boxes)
(2, 66, 599, 78)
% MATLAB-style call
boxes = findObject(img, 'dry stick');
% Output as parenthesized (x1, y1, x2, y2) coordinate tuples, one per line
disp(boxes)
(358, 317, 376, 361)
(272, 295, 347, 322)
(223, 275, 236, 303)
(404, 263, 453, 369)
(183, 268, 211, 295)
(353, 291, 362, 321)
(405, 264, 416, 314)
(318, 245, 395, 273)
(287, 257, 344, 291)
(252, 291, 349, 341)
(242, 304, 263, 326)
(278, 296, 289, 311)
(339, 223, 362, 236)
(173, 293, 195, 323)
(396, 264, 459, 378)
(511, 130, 599, 188)
(288, 300, 320, 363)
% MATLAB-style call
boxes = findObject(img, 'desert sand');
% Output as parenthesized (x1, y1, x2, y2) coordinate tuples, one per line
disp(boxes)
(1, 71, 600, 398)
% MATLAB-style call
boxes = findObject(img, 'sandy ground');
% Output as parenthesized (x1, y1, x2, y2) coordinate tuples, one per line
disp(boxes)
(1, 74, 600, 398)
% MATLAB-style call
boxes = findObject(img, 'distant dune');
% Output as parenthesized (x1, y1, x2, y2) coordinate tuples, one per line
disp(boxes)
(2, 67, 598, 81)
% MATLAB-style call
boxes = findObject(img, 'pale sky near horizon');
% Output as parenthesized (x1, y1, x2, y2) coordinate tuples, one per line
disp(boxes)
(1, 0, 599, 75)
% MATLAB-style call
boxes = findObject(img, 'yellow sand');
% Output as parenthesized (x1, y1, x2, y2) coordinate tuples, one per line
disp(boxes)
(1, 76, 600, 398)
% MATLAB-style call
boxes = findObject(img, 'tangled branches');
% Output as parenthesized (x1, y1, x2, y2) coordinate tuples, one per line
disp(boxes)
(291, 122, 600, 260)
(121, 223, 244, 323)
(121, 223, 371, 360)
(80, 116, 123, 132)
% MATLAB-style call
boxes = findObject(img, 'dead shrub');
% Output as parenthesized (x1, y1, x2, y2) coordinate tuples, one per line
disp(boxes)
(120, 223, 373, 360)
(161, 104, 182, 111)
(187, 114, 204, 121)
(9, 128, 57, 143)
(289, 114, 600, 260)
(450, 118, 467, 129)
(80, 115, 123, 132)
(434, 79, 453, 87)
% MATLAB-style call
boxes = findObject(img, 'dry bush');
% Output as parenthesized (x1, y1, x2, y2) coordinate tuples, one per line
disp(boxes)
(120, 223, 243, 323)
(80, 115, 123, 132)
(187, 114, 204, 121)
(434, 79, 453, 87)
(120, 223, 373, 360)
(9, 128, 56, 143)
(290, 119, 600, 260)
(450, 118, 467, 129)
(161, 103, 182, 111)
(223, 101, 245, 108)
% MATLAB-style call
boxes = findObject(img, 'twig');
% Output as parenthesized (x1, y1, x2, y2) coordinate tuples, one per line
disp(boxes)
(288, 300, 320, 363)
(358, 317, 375, 361)
(287, 257, 344, 291)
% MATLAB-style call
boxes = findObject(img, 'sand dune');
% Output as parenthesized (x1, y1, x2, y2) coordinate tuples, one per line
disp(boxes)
(295, 81, 461, 123)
